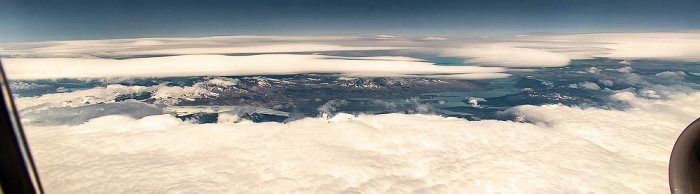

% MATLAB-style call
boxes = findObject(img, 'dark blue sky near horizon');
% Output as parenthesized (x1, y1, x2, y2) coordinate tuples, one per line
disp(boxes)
(1, 0, 698, 42)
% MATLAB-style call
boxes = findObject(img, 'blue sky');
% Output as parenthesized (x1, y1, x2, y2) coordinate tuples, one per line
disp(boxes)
(1, 0, 698, 42)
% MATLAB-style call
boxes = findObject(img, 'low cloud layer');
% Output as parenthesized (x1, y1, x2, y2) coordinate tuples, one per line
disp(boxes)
(24, 89, 700, 193)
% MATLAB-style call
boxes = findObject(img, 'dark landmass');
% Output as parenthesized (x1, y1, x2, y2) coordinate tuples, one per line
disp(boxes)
(175, 75, 497, 108)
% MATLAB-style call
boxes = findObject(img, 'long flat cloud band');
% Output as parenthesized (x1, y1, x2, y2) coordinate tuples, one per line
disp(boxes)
(2, 32, 700, 79)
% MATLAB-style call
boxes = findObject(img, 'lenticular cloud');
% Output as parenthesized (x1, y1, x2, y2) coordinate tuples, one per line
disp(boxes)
(24, 90, 700, 193)
(2, 54, 508, 80)
(442, 45, 571, 67)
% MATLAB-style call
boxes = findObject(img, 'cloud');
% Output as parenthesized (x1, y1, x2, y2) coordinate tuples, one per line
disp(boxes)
(374, 35, 397, 40)
(579, 81, 601, 90)
(23, 90, 700, 193)
(587, 67, 601, 74)
(421, 36, 448, 41)
(571, 33, 700, 61)
(524, 32, 700, 61)
(3, 54, 508, 80)
(442, 45, 571, 67)
(4, 32, 700, 76)
(616, 66, 633, 73)
(640, 90, 661, 98)
(466, 97, 486, 107)
(0, 35, 412, 58)
(416, 72, 511, 80)
(206, 77, 240, 87)
(656, 71, 687, 78)
(117, 44, 400, 56)
(317, 99, 349, 118)
(441, 32, 700, 67)
(3, 32, 700, 70)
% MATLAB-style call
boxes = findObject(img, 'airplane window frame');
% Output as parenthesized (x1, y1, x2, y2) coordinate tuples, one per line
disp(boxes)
(0, 59, 44, 194)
